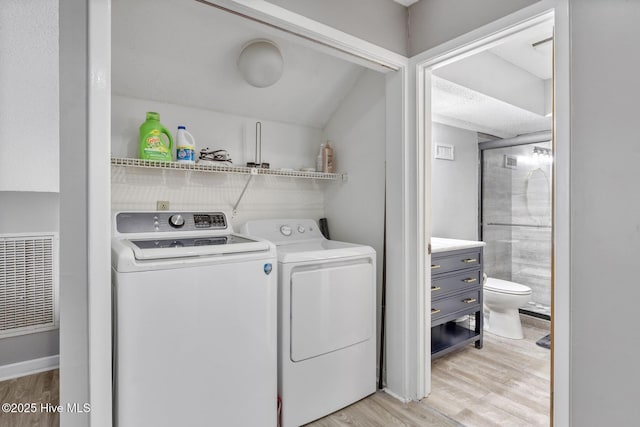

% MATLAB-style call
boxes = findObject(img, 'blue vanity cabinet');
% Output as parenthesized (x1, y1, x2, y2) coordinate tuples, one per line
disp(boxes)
(430, 247, 484, 359)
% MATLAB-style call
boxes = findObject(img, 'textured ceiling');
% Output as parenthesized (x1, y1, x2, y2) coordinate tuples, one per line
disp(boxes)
(432, 20, 553, 138)
(489, 21, 554, 80)
(112, 0, 366, 129)
(432, 76, 551, 139)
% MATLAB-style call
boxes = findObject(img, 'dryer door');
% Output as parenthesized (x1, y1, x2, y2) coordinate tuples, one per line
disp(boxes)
(290, 259, 374, 362)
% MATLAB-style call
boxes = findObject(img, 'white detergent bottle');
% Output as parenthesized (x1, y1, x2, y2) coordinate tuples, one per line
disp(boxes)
(176, 126, 196, 164)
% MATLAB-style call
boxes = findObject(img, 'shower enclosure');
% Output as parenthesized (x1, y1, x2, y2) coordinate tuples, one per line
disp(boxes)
(480, 140, 552, 318)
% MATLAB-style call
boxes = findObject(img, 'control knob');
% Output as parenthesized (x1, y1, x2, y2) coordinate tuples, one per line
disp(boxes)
(280, 225, 292, 236)
(169, 214, 185, 228)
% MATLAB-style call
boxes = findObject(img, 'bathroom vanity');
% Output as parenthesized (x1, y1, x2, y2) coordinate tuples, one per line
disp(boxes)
(430, 238, 486, 359)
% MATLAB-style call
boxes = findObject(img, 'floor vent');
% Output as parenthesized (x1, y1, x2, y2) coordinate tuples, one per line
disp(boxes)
(0, 234, 58, 337)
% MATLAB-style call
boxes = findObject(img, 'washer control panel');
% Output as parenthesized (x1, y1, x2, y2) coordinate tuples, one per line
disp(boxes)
(116, 212, 228, 233)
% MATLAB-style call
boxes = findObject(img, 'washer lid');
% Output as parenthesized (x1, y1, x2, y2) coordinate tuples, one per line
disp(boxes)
(277, 239, 375, 263)
(125, 234, 271, 260)
(484, 277, 532, 295)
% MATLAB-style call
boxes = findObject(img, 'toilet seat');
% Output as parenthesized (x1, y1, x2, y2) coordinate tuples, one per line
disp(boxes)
(485, 277, 531, 295)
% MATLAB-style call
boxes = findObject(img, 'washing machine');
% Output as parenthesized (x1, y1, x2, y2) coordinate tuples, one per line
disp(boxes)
(112, 211, 277, 427)
(241, 219, 376, 427)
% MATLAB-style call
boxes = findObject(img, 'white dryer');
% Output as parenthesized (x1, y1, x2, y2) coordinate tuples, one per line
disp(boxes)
(112, 211, 277, 427)
(241, 219, 376, 427)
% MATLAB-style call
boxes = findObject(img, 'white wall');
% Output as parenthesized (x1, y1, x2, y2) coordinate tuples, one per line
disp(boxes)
(111, 96, 327, 227)
(266, 0, 408, 55)
(430, 123, 478, 240)
(0, 0, 59, 192)
(0, 0, 60, 369)
(570, 1, 640, 424)
(408, 0, 540, 56)
(323, 69, 386, 376)
(112, 95, 323, 169)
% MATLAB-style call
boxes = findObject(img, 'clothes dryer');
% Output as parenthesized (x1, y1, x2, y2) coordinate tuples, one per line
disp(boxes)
(242, 219, 376, 427)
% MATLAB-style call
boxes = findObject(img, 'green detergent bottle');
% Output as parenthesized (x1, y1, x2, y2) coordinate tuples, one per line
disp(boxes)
(139, 112, 173, 161)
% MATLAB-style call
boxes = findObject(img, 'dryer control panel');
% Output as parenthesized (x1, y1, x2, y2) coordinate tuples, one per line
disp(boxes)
(241, 219, 324, 244)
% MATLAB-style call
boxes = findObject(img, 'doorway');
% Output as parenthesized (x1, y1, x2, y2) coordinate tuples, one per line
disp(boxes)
(415, 9, 566, 426)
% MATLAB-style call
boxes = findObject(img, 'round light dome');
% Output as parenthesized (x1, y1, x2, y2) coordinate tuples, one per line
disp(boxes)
(237, 39, 284, 88)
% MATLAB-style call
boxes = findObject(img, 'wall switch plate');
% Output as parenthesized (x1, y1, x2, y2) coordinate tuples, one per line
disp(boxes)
(156, 200, 170, 210)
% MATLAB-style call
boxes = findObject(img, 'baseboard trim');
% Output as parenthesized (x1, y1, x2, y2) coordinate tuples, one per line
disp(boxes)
(0, 355, 59, 382)
(383, 387, 410, 403)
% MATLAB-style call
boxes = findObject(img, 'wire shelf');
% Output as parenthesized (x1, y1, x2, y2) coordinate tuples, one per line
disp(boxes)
(110, 157, 346, 181)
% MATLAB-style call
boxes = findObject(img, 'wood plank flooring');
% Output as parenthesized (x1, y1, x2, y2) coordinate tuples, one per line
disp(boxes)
(0, 369, 59, 427)
(310, 316, 550, 427)
(306, 391, 463, 427)
(0, 317, 549, 427)
(428, 317, 551, 427)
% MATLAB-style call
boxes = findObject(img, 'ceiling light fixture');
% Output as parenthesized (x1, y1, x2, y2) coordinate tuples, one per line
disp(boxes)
(237, 39, 284, 88)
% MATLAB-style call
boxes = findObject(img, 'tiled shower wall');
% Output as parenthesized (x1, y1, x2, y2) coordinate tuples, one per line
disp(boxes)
(482, 142, 552, 315)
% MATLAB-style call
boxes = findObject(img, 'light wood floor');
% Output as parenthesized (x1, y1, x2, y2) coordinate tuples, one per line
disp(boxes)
(310, 316, 550, 427)
(428, 317, 551, 426)
(0, 317, 549, 427)
(0, 369, 59, 427)
(306, 391, 464, 427)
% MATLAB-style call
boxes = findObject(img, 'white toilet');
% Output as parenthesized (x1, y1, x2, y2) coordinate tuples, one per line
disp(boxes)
(483, 275, 532, 339)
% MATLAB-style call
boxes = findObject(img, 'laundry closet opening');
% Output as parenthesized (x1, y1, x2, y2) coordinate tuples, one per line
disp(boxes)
(110, 0, 401, 400)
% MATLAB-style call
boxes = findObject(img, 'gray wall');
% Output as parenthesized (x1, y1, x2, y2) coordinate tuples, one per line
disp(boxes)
(59, 0, 90, 424)
(0, 192, 60, 367)
(570, 1, 640, 424)
(324, 69, 386, 380)
(431, 123, 478, 241)
(408, 0, 540, 55)
(266, 0, 408, 55)
(0, 0, 60, 368)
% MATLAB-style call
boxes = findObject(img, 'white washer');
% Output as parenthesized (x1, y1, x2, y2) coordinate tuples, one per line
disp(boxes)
(112, 211, 277, 427)
(241, 219, 376, 427)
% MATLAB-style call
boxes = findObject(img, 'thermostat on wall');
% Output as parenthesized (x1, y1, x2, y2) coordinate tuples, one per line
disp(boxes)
(434, 143, 455, 161)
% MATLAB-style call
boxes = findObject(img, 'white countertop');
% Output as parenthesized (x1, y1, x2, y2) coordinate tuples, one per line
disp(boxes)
(431, 237, 486, 253)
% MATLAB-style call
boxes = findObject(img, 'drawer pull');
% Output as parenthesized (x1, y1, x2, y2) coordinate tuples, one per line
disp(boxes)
(431, 286, 441, 291)
(431, 308, 441, 315)
(462, 278, 477, 283)
(462, 258, 477, 263)
(462, 298, 477, 304)
(431, 264, 441, 269)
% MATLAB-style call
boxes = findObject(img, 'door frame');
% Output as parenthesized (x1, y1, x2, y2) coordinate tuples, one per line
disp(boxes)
(85, 0, 419, 421)
(409, 1, 570, 425)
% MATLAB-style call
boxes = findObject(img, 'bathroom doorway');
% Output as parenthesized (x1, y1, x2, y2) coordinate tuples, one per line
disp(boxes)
(415, 9, 562, 425)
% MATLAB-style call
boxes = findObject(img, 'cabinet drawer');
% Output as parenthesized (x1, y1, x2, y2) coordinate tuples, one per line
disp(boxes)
(431, 249, 482, 275)
(431, 269, 481, 298)
(431, 289, 481, 322)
